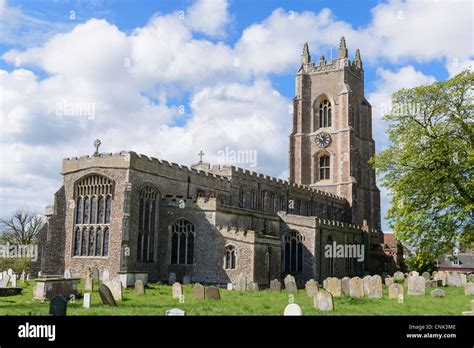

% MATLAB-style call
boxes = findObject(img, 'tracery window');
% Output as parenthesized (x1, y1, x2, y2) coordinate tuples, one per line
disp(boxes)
(319, 99, 332, 128)
(224, 245, 236, 269)
(73, 174, 113, 257)
(137, 186, 159, 262)
(170, 219, 195, 265)
(283, 231, 304, 273)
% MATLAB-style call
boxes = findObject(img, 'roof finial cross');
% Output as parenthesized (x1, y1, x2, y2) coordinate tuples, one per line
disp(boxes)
(198, 150, 205, 163)
(93, 139, 101, 156)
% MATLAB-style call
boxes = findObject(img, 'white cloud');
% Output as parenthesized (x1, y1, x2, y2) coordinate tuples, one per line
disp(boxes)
(187, 0, 231, 37)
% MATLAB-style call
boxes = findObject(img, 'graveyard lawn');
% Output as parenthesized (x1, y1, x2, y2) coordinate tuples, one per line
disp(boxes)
(0, 281, 472, 316)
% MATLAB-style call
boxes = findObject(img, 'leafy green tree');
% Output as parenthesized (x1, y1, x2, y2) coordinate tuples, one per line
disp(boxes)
(371, 70, 473, 258)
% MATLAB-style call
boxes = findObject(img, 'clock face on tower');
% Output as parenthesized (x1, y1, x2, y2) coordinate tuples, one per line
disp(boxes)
(315, 132, 331, 148)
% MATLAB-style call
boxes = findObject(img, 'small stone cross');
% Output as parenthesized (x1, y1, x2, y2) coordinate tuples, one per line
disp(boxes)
(93, 139, 101, 156)
(198, 150, 204, 163)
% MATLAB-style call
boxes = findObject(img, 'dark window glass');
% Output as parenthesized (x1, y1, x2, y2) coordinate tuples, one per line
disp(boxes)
(171, 233, 178, 264)
(98, 196, 104, 224)
(105, 195, 112, 224)
(90, 196, 96, 224)
(88, 228, 94, 256)
(76, 197, 82, 224)
(83, 197, 90, 224)
(95, 228, 102, 256)
(74, 227, 81, 256)
(81, 227, 87, 256)
(103, 227, 109, 256)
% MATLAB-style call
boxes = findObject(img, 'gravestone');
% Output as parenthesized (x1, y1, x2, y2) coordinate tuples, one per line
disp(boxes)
(431, 289, 446, 297)
(285, 279, 297, 295)
(284, 275, 296, 289)
(168, 272, 176, 285)
(349, 277, 364, 298)
(26, 274, 32, 281)
(314, 290, 334, 311)
(393, 271, 404, 282)
(20, 270, 26, 282)
(389, 283, 404, 299)
(83, 293, 91, 308)
(105, 279, 123, 301)
(84, 274, 94, 291)
(64, 269, 72, 279)
(409, 271, 419, 277)
(422, 272, 431, 281)
(305, 279, 319, 297)
(235, 274, 247, 291)
(341, 277, 350, 296)
(283, 303, 302, 316)
(102, 269, 110, 282)
(11, 274, 17, 288)
(7, 269, 13, 277)
(270, 279, 281, 292)
(226, 283, 233, 290)
(172, 282, 182, 299)
(0, 272, 3, 280)
(363, 275, 372, 295)
(247, 282, 259, 292)
(166, 308, 186, 316)
(407, 276, 425, 295)
(429, 280, 439, 288)
(465, 282, 474, 296)
(37, 271, 42, 277)
(367, 275, 383, 299)
(206, 286, 221, 300)
(192, 283, 205, 299)
(448, 272, 462, 287)
(49, 295, 67, 316)
(135, 280, 145, 295)
(460, 274, 467, 286)
(326, 277, 341, 297)
(183, 275, 191, 285)
(0, 275, 10, 288)
(434, 271, 447, 286)
(385, 277, 394, 287)
(89, 267, 99, 283)
(99, 284, 117, 306)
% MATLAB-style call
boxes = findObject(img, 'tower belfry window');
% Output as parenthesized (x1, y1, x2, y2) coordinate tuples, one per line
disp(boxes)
(319, 100, 332, 128)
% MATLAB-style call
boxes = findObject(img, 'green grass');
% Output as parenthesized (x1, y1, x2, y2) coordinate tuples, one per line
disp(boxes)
(0, 280, 472, 315)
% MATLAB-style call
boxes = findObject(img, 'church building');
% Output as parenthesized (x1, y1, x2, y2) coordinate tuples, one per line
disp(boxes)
(37, 38, 383, 287)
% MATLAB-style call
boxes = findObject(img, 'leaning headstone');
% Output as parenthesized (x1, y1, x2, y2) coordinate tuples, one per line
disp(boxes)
(84, 273, 94, 291)
(341, 277, 350, 296)
(283, 303, 302, 316)
(434, 271, 447, 286)
(326, 277, 342, 297)
(407, 276, 425, 295)
(422, 272, 431, 281)
(102, 269, 110, 282)
(192, 283, 205, 299)
(248, 282, 259, 292)
(465, 282, 474, 296)
(385, 277, 394, 287)
(89, 267, 99, 283)
(431, 289, 446, 297)
(393, 271, 404, 282)
(270, 279, 281, 292)
(206, 286, 221, 300)
(172, 282, 182, 299)
(49, 295, 67, 316)
(11, 274, 17, 288)
(168, 272, 176, 285)
(235, 274, 247, 291)
(64, 269, 72, 279)
(367, 275, 383, 299)
(0, 275, 10, 288)
(193, 283, 205, 299)
(166, 308, 186, 316)
(99, 284, 117, 306)
(349, 277, 364, 298)
(83, 293, 91, 308)
(135, 280, 145, 295)
(389, 283, 404, 299)
(183, 275, 191, 285)
(305, 279, 319, 297)
(314, 290, 334, 311)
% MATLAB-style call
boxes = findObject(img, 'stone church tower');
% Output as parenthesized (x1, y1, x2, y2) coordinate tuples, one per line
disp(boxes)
(289, 37, 381, 230)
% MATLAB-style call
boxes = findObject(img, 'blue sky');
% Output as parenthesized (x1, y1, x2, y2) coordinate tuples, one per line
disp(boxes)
(0, 0, 472, 231)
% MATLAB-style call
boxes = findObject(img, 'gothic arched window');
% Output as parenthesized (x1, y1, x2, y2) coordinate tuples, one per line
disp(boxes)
(170, 219, 195, 265)
(73, 174, 114, 257)
(137, 186, 159, 262)
(319, 99, 332, 128)
(283, 231, 304, 273)
(319, 155, 330, 180)
(224, 245, 236, 269)
(238, 188, 245, 208)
